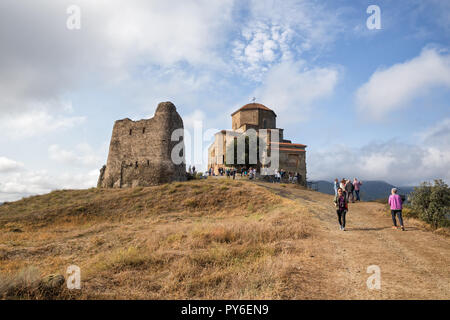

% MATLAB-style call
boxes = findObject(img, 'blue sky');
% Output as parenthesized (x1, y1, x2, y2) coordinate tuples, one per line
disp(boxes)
(0, 0, 449, 201)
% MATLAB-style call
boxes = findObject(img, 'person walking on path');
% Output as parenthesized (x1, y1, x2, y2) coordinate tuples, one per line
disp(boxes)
(389, 188, 405, 231)
(333, 178, 339, 196)
(345, 179, 354, 203)
(334, 188, 348, 231)
(353, 178, 362, 201)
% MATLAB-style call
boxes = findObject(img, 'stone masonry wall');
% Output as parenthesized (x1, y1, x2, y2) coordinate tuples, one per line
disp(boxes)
(97, 101, 186, 188)
(279, 151, 307, 185)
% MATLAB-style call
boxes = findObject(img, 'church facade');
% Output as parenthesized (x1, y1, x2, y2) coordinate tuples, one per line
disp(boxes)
(207, 103, 307, 184)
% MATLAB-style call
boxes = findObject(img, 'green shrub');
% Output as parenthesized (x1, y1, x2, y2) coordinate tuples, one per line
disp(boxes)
(409, 179, 450, 229)
(195, 172, 203, 179)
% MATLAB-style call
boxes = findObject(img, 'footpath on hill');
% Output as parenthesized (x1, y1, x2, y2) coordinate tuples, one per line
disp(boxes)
(255, 181, 450, 299)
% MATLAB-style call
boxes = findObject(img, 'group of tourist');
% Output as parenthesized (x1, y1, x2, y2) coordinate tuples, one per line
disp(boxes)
(245, 167, 257, 179)
(207, 167, 302, 184)
(333, 178, 362, 202)
(225, 168, 237, 180)
(272, 170, 302, 184)
(332, 178, 360, 231)
(188, 165, 196, 175)
(209, 167, 257, 180)
(332, 178, 405, 232)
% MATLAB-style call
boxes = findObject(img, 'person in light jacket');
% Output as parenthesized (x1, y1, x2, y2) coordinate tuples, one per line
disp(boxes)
(333, 178, 339, 196)
(353, 178, 362, 201)
(388, 188, 405, 231)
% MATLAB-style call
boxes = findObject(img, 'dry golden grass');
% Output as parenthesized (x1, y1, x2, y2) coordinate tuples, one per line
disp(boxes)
(0, 179, 317, 299)
(3, 179, 448, 300)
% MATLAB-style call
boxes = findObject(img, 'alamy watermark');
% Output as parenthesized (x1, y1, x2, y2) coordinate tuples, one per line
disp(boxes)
(66, 5, 81, 30)
(367, 5, 381, 30)
(66, 264, 81, 289)
(366, 265, 381, 290)
(170, 123, 281, 175)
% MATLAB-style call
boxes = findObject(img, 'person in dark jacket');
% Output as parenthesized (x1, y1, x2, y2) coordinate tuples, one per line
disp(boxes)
(334, 188, 349, 231)
(345, 179, 354, 203)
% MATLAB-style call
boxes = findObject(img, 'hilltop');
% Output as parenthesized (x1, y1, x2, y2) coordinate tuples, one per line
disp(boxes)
(0, 179, 449, 299)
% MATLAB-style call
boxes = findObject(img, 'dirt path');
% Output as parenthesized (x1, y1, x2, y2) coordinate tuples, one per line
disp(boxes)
(257, 183, 450, 299)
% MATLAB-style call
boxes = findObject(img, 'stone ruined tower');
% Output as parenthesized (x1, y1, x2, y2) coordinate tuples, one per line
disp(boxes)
(97, 101, 186, 188)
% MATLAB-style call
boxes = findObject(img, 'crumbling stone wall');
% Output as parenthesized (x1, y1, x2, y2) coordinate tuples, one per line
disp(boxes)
(97, 101, 186, 188)
(279, 151, 307, 185)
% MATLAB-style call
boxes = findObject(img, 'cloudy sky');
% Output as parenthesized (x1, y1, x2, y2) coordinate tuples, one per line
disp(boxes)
(0, 0, 449, 201)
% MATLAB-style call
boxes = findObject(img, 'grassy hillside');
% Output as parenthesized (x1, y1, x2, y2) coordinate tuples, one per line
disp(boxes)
(0, 179, 316, 299)
(2, 178, 449, 300)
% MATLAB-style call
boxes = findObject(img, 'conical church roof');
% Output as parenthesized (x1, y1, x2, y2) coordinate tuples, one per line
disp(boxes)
(231, 103, 277, 116)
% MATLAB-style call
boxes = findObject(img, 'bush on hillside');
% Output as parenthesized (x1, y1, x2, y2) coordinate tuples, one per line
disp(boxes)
(196, 172, 204, 179)
(409, 179, 450, 229)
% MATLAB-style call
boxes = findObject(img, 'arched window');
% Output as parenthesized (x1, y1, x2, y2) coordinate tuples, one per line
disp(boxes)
(129, 129, 132, 135)
(143, 127, 146, 134)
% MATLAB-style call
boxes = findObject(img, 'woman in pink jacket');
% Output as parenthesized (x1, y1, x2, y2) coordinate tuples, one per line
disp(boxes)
(388, 188, 405, 231)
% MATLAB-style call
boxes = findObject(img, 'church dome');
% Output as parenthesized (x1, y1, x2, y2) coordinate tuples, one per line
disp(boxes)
(231, 103, 276, 116)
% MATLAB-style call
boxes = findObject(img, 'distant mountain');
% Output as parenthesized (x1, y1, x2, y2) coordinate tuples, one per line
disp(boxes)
(310, 180, 416, 201)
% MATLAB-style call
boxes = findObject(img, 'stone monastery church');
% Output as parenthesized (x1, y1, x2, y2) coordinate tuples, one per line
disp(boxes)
(207, 103, 307, 184)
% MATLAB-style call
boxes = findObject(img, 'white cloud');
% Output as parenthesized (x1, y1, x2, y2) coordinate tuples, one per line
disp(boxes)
(232, 0, 346, 80)
(308, 119, 450, 186)
(48, 143, 105, 167)
(0, 157, 24, 173)
(254, 60, 339, 123)
(0, 110, 85, 139)
(355, 48, 450, 119)
(0, 168, 99, 202)
(183, 109, 206, 130)
(99, 0, 233, 69)
(0, 0, 234, 131)
(308, 143, 449, 186)
(134, 66, 216, 117)
(417, 117, 450, 147)
(233, 23, 294, 80)
(0, 141, 107, 201)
